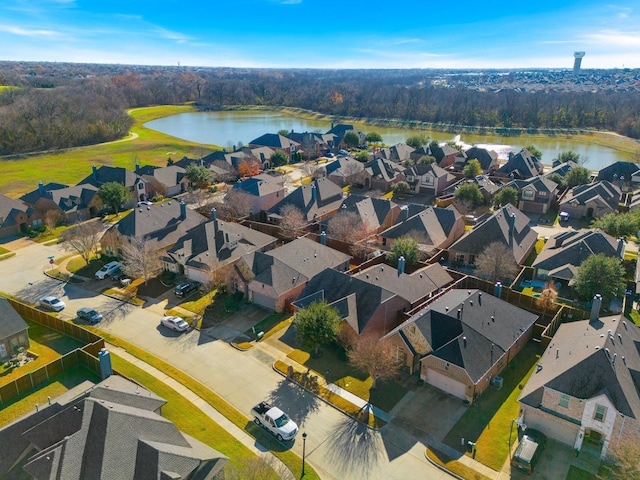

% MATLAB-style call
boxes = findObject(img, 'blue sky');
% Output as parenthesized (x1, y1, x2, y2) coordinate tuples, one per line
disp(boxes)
(1, 0, 638, 69)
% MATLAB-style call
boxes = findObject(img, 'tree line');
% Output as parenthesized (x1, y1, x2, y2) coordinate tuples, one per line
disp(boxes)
(1, 62, 640, 155)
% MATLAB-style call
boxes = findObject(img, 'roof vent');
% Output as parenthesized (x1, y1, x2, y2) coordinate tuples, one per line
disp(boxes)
(618, 334, 623, 342)
(420, 274, 423, 278)
(146, 206, 150, 210)
(491, 316, 495, 322)
(445, 306, 449, 312)
(623, 320, 628, 328)
(604, 348, 611, 357)
(469, 300, 473, 306)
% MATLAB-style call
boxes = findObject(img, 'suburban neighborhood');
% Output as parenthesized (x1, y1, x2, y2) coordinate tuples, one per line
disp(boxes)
(1, 118, 640, 480)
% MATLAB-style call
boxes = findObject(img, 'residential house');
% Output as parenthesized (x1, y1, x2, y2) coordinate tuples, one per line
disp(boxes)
(463, 146, 500, 173)
(544, 160, 581, 184)
(100, 201, 207, 258)
(409, 145, 433, 163)
(230, 173, 287, 216)
(377, 143, 415, 164)
(0, 374, 228, 479)
(559, 181, 621, 219)
(363, 158, 405, 191)
(495, 149, 544, 179)
(163, 209, 277, 285)
(519, 300, 640, 459)
(20, 182, 99, 223)
(353, 262, 453, 311)
(378, 205, 464, 253)
(502, 176, 558, 214)
(236, 237, 351, 311)
(267, 177, 344, 225)
(78, 165, 150, 203)
(0, 194, 34, 239)
(403, 163, 457, 196)
(293, 268, 408, 336)
(329, 195, 400, 234)
(287, 131, 332, 159)
(136, 164, 188, 197)
(0, 298, 29, 361)
(248, 133, 299, 159)
(384, 289, 538, 402)
(325, 123, 365, 151)
(596, 161, 640, 190)
(532, 229, 624, 284)
(322, 156, 366, 187)
(444, 175, 502, 205)
(448, 204, 538, 266)
(431, 144, 464, 169)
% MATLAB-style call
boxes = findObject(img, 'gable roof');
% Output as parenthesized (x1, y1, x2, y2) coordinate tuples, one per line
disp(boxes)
(519, 316, 640, 419)
(248, 133, 299, 150)
(387, 289, 538, 383)
(544, 160, 580, 179)
(0, 194, 30, 227)
(380, 205, 461, 250)
(266, 237, 350, 279)
(403, 163, 456, 184)
(496, 149, 543, 178)
(596, 161, 640, 183)
(20, 183, 69, 205)
(141, 165, 186, 188)
(109, 201, 207, 250)
(77, 165, 140, 188)
(336, 194, 397, 231)
(560, 180, 621, 211)
(504, 176, 558, 195)
(324, 157, 365, 178)
(449, 204, 537, 264)
(464, 147, 499, 171)
(18, 375, 227, 480)
(532, 229, 623, 280)
(243, 251, 308, 295)
(294, 268, 396, 334)
(353, 263, 453, 305)
(232, 173, 285, 197)
(364, 158, 403, 182)
(268, 177, 344, 222)
(0, 298, 28, 339)
(48, 184, 99, 214)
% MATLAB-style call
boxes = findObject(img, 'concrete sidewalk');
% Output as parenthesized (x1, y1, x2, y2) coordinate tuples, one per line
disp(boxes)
(106, 343, 295, 480)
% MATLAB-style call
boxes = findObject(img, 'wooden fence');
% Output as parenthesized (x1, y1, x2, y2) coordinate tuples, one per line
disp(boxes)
(0, 298, 105, 406)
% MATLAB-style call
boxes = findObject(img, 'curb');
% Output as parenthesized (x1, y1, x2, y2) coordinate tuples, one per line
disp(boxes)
(423, 448, 466, 480)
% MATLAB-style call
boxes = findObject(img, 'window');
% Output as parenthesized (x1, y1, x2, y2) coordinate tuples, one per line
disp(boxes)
(538, 191, 547, 197)
(32, 218, 43, 228)
(594, 404, 607, 422)
(559, 393, 570, 408)
(522, 189, 534, 199)
(454, 253, 465, 263)
(422, 176, 434, 185)
(396, 347, 406, 364)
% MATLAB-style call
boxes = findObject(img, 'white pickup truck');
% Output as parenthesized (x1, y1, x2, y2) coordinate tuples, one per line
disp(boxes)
(251, 401, 299, 441)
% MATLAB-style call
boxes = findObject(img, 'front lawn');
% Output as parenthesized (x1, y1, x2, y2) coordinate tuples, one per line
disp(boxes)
(0, 246, 10, 255)
(32, 225, 69, 243)
(442, 341, 541, 471)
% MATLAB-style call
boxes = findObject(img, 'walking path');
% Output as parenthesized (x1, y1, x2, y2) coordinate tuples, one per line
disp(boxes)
(106, 343, 296, 480)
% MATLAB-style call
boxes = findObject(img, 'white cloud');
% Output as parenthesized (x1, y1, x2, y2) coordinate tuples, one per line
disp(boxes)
(583, 29, 640, 48)
(0, 25, 61, 37)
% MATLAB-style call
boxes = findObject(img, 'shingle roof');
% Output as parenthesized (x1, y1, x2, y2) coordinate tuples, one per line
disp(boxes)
(336, 195, 396, 230)
(268, 177, 344, 222)
(248, 133, 299, 150)
(504, 176, 558, 194)
(596, 161, 640, 183)
(496, 149, 543, 178)
(143, 165, 186, 188)
(77, 165, 140, 188)
(560, 180, 621, 212)
(387, 289, 538, 383)
(266, 237, 350, 279)
(354, 263, 453, 304)
(246, 251, 308, 295)
(0, 297, 28, 340)
(0, 194, 30, 227)
(464, 147, 499, 171)
(20, 183, 68, 205)
(449, 204, 537, 264)
(519, 316, 640, 419)
(232, 173, 285, 197)
(364, 158, 403, 182)
(380, 205, 461, 250)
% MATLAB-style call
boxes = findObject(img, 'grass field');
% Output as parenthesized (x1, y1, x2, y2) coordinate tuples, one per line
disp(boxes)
(0, 105, 219, 197)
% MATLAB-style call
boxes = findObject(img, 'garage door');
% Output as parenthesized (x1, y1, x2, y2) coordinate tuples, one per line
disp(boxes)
(426, 369, 467, 399)
(251, 290, 276, 311)
(526, 414, 578, 446)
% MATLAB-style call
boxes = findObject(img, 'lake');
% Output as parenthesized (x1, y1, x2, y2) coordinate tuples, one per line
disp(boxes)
(144, 110, 636, 170)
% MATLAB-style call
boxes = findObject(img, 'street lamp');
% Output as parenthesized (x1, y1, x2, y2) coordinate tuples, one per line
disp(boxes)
(301, 432, 307, 477)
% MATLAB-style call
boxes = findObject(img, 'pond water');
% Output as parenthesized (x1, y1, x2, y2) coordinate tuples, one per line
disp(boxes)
(145, 110, 637, 170)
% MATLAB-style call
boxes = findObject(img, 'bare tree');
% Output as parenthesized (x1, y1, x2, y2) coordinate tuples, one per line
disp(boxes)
(120, 235, 162, 285)
(60, 220, 103, 263)
(349, 222, 377, 258)
(279, 204, 306, 239)
(214, 189, 254, 219)
(328, 210, 362, 242)
(44, 209, 65, 229)
(474, 241, 519, 282)
(348, 334, 401, 389)
(536, 281, 558, 319)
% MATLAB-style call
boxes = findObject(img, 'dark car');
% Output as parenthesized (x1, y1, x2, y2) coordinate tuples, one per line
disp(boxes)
(77, 307, 103, 324)
(511, 428, 547, 474)
(522, 428, 547, 447)
(174, 281, 201, 297)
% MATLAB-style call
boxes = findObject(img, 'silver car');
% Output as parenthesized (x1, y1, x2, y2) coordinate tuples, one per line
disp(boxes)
(160, 315, 190, 332)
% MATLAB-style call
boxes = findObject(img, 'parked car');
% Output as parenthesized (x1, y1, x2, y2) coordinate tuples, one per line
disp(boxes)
(95, 261, 121, 280)
(109, 266, 123, 281)
(251, 401, 298, 441)
(38, 296, 66, 312)
(137, 200, 153, 207)
(160, 316, 190, 332)
(174, 281, 200, 297)
(325, 152, 335, 158)
(338, 149, 349, 155)
(77, 307, 103, 323)
(511, 429, 547, 474)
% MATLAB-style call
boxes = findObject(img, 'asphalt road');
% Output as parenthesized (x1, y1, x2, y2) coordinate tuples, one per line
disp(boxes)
(0, 239, 454, 480)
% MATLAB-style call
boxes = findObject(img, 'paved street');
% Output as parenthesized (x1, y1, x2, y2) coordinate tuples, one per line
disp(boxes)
(0, 239, 454, 480)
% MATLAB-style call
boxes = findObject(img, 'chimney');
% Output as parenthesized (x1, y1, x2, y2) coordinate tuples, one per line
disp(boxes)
(38, 181, 45, 196)
(590, 294, 602, 323)
(310, 184, 317, 205)
(617, 238, 624, 257)
(478, 292, 482, 305)
(463, 336, 467, 348)
(211, 208, 217, 221)
(180, 201, 187, 220)
(135, 161, 140, 172)
(401, 205, 409, 222)
(320, 231, 327, 245)
(398, 256, 405, 276)
(92, 165, 98, 181)
(494, 281, 502, 298)
(509, 213, 516, 241)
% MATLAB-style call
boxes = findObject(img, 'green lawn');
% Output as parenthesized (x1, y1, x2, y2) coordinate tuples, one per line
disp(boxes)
(32, 225, 70, 243)
(0, 246, 10, 255)
(0, 105, 219, 198)
(443, 342, 541, 471)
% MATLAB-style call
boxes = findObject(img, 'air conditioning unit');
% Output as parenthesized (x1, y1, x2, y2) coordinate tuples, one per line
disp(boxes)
(491, 376, 504, 390)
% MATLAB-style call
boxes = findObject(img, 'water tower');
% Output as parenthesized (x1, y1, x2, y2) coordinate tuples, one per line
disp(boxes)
(573, 52, 585, 74)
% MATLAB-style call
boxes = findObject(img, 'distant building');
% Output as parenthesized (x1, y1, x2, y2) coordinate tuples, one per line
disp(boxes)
(574, 52, 585, 75)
